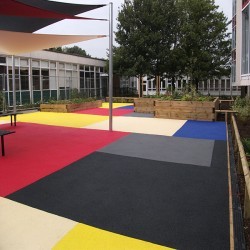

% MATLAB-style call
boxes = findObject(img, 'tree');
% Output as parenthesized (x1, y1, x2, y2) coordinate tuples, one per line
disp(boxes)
(48, 47, 63, 53)
(177, 0, 231, 88)
(64, 46, 90, 57)
(115, 0, 178, 96)
(48, 46, 90, 57)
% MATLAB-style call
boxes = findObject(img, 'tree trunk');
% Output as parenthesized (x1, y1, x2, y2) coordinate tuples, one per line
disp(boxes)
(156, 75, 160, 96)
(171, 77, 176, 92)
(194, 78, 199, 92)
(138, 75, 143, 98)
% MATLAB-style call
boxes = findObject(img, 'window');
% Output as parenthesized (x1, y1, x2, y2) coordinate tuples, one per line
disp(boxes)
(232, 28, 236, 49)
(209, 80, 214, 90)
(152, 80, 156, 89)
(8, 69, 19, 91)
(0, 65, 6, 74)
(80, 71, 85, 88)
(32, 60, 39, 67)
(177, 80, 181, 89)
(0, 57, 6, 64)
(233, 0, 236, 16)
(41, 69, 49, 89)
(50, 62, 56, 68)
(0, 66, 7, 90)
(162, 80, 166, 89)
(242, 5, 249, 74)
(59, 63, 65, 69)
(96, 72, 100, 89)
(85, 70, 95, 89)
(226, 79, 231, 91)
(41, 61, 49, 68)
(65, 63, 73, 70)
(204, 81, 208, 90)
(221, 79, 225, 91)
(232, 62, 236, 83)
(32, 69, 40, 90)
(214, 79, 219, 91)
(20, 59, 28, 67)
(198, 82, 203, 90)
(20, 68, 29, 90)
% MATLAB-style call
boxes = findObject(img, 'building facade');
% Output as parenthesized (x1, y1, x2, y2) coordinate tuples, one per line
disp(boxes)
(233, 0, 250, 95)
(139, 76, 241, 97)
(0, 50, 107, 107)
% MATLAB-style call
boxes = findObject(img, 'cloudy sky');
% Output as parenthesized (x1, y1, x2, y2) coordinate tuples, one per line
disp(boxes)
(39, 0, 232, 59)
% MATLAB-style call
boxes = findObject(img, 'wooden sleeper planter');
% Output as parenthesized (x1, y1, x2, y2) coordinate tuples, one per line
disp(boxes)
(134, 98, 157, 114)
(40, 100, 102, 113)
(154, 98, 219, 121)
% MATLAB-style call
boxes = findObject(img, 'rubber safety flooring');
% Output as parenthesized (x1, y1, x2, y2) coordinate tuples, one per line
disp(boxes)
(0, 103, 229, 250)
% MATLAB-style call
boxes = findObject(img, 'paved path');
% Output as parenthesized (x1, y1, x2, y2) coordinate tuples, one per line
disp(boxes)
(0, 103, 229, 249)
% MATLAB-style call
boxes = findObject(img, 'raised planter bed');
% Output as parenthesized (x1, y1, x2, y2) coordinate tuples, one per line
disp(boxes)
(40, 100, 102, 113)
(134, 98, 157, 114)
(106, 97, 135, 103)
(154, 98, 219, 121)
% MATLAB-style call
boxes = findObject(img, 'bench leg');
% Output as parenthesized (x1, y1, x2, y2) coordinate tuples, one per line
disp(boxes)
(14, 115, 16, 126)
(1, 135, 4, 156)
(10, 115, 13, 126)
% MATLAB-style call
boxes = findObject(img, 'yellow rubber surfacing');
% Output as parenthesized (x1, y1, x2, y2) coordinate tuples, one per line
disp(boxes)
(0, 103, 132, 128)
(53, 223, 174, 250)
(0, 112, 109, 128)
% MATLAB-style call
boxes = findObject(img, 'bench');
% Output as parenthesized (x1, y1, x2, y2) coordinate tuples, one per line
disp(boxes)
(0, 130, 15, 156)
(0, 112, 22, 126)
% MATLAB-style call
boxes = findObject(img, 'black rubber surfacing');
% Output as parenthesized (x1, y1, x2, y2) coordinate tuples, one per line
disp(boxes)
(8, 141, 229, 250)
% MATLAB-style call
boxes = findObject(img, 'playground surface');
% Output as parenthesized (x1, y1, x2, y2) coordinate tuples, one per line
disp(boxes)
(0, 103, 229, 250)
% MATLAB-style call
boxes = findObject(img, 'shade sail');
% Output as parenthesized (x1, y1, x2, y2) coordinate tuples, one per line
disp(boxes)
(17, 0, 106, 16)
(0, 16, 62, 32)
(0, 0, 105, 20)
(0, 30, 106, 55)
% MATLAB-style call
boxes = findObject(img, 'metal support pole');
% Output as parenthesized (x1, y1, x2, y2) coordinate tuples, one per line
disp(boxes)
(109, 2, 113, 131)
(12, 55, 16, 113)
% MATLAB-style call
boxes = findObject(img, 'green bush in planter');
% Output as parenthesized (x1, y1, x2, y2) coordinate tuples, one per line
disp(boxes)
(232, 97, 250, 121)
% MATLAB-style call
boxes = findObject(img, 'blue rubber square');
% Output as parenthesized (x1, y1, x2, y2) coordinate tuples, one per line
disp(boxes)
(173, 120, 227, 141)
(116, 105, 134, 110)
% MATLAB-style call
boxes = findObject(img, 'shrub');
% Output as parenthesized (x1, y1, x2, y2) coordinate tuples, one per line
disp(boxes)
(47, 97, 96, 104)
(242, 138, 250, 157)
(232, 97, 250, 121)
(143, 88, 214, 102)
(0, 91, 8, 112)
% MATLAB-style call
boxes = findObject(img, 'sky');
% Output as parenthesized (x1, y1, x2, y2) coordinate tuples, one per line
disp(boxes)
(39, 0, 232, 59)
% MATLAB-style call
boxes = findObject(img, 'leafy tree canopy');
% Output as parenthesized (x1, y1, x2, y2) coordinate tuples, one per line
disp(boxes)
(115, 0, 179, 78)
(48, 46, 90, 57)
(177, 0, 231, 85)
(115, 0, 231, 89)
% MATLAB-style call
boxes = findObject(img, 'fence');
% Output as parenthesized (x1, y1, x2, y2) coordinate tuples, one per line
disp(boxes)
(231, 114, 250, 219)
(0, 73, 138, 110)
(0, 74, 106, 110)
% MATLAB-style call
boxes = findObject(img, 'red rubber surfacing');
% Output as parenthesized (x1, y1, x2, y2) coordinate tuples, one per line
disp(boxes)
(75, 108, 133, 116)
(0, 122, 129, 196)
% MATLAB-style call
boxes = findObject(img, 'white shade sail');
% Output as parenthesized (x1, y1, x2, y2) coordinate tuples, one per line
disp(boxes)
(0, 30, 106, 55)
